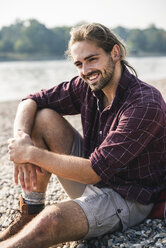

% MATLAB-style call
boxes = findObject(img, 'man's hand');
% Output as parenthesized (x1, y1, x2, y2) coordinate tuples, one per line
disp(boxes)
(8, 130, 43, 192)
(8, 130, 33, 164)
(14, 163, 38, 192)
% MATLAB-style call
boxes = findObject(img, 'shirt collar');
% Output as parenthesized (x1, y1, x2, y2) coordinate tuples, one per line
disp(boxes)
(92, 66, 133, 109)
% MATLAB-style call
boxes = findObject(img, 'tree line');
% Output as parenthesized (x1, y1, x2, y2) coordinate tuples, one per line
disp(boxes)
(0, 19, 166, 60)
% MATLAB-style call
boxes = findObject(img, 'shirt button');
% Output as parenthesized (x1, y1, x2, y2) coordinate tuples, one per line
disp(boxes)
(99, 131, 102, 135)
(117, 209, 122, 214)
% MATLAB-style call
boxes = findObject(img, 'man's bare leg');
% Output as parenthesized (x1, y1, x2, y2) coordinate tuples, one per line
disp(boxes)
(0, 200, 89, 248)
(30, 108, 86, 198)
(30, 108, 75, 192)
(0, 108, 88, 243)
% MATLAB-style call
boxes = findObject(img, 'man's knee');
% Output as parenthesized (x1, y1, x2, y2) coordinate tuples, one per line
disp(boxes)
(31, 108, 74, 154)
(32, 108, 57, 133)
(37, 201, 88, 242)
(37, 205, 64, 240)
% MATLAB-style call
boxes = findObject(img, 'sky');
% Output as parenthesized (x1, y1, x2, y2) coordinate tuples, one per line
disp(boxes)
(0, 0, 166, 30)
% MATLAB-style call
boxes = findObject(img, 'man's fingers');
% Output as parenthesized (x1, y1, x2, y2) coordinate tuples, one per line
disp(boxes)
(19, 168, 26, 190)
(14, 165, 19, 185)
(14, 163, 39, 191)
(23, 166, 31, 192)
(30, 166, 37, 190)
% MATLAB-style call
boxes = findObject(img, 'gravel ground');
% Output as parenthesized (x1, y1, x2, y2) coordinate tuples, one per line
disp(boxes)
(0, 77, 166, 248)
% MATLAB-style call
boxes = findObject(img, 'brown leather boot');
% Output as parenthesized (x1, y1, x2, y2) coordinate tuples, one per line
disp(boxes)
(0, 195, 43, 241)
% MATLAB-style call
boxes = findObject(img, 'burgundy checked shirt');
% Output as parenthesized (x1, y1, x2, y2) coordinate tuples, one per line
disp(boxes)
(26, 67, 166, 205)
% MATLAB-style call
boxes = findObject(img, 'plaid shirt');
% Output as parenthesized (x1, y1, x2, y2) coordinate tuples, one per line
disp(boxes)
(27, 67, 166, 204)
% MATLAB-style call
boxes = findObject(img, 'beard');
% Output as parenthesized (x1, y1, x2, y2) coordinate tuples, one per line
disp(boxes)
(83, 56, 115, 92)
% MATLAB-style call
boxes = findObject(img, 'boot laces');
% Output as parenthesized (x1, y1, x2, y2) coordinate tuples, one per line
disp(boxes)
(2, 209, 22, 229)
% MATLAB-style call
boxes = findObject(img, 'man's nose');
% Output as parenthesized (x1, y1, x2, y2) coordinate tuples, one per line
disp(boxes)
(81, 64, 90, 76)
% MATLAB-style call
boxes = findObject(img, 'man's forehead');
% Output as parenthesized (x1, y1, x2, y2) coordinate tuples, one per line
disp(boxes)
(71, 41, 102, 61)
(71, 40, 98, 52)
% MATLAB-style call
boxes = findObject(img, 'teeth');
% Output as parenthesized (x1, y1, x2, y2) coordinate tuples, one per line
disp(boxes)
(89, 75, 97, 80)
(88, 73, 98, 80)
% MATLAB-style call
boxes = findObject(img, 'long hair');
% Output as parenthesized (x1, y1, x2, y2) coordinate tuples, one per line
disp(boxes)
(66, 23, 137, 76)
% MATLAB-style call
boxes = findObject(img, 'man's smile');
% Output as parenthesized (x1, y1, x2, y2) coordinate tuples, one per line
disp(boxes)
(84, 71, 101, 84)
(88, 73, 99, 81)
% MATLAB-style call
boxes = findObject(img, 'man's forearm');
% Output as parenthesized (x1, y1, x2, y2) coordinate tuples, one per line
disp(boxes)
(28, 146, 101, 185)
(14, 99, 37, 137)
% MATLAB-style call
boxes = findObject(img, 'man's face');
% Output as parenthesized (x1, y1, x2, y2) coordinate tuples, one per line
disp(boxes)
(71, 40, 115, 92)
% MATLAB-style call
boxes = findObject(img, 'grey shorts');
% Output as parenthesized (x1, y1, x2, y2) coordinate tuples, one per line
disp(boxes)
(58, 129, 154, 239)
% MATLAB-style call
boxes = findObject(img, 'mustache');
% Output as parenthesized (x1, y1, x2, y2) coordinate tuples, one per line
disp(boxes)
(82, 70, 101, 80)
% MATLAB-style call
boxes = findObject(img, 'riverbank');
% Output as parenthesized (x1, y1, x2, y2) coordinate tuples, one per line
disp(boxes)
(1, 53, 166, 63)
(0, 53, 65, 62)
(0, 79, 166, 247)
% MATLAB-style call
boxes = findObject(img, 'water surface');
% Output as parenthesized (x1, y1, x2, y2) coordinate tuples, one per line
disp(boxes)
(0, 57, 166, 102)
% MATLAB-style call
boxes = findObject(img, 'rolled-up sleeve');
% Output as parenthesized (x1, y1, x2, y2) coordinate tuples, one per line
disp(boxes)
(89, 103, 164, 184)
(24, 77, 85, 115)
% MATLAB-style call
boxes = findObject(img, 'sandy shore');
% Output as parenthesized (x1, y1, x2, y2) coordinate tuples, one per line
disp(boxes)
(0, 79, 166, 247)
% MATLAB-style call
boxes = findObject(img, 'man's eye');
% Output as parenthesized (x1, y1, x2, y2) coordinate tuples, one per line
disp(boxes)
(89, 58, 96, 62)
(75, 63, 82, 68)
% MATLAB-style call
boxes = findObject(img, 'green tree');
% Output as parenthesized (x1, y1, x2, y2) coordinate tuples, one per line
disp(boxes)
(143, 25, 166, 53)
(0, 20, 166, 59)
(51, 26, 71, 56)
(127, 29, 147, 54)
(113, 26, 130, 42)
(22, 19, 54, 54)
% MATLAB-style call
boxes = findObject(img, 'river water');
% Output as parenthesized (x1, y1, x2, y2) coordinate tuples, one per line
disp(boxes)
(0, 57, 166, 102)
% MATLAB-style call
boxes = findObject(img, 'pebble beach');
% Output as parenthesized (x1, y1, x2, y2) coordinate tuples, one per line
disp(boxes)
(0, 78, 166, 248)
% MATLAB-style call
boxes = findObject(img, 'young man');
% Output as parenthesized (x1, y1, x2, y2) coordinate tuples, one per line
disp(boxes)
(0, 23, 166, 247)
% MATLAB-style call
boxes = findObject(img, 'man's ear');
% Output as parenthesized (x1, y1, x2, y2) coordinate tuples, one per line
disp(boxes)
(110, 44, 121, 62)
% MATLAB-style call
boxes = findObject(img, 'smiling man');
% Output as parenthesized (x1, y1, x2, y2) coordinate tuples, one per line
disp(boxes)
(1, 23, 166, 248)
(72, 40, 116, 94)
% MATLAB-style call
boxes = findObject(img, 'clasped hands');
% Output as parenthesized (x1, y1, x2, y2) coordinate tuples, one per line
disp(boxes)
(8, 130, 43, 192)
